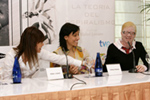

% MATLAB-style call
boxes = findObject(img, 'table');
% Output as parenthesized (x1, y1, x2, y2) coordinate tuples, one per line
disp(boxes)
(0, 71, 150, 100)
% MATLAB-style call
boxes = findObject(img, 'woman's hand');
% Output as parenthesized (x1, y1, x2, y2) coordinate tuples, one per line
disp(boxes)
(136, 65, 146, 72)
(69, 65, 79, 74)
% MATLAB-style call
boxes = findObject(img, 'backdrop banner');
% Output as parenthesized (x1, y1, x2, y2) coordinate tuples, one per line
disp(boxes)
(2, 0, 115, 64)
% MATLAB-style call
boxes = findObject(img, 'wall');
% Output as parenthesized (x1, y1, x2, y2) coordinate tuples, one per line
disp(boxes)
(1, 0, 115, 63)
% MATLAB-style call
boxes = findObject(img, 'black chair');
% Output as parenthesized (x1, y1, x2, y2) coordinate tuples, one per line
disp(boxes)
(0, 53, 5, 59)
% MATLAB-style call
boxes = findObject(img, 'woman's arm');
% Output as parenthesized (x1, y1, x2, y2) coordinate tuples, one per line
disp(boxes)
(39, 49, 82, 67)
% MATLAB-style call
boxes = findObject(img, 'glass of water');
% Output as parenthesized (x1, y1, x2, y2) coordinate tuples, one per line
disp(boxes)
(84, 57, 94, 78)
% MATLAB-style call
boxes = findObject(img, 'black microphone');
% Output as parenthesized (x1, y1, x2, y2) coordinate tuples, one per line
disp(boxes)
(62, 48, 73, 79)
(61, 48, 87, 89)
(128, 42, 137, 73)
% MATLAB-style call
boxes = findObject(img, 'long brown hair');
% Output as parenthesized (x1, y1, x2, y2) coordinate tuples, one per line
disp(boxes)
(14, 26, 45, 68)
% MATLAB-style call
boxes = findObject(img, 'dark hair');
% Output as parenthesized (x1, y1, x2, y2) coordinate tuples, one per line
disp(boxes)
(59, 23, 79, 51)
(14, 26, 45, 68)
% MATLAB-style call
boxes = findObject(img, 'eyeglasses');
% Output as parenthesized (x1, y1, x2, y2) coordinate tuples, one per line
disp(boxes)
(122, 31, 135, 36)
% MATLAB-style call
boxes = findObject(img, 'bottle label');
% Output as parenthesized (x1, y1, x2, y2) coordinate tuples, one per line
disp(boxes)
(95, 68, 102, 76)
(95, 68, 102, 72)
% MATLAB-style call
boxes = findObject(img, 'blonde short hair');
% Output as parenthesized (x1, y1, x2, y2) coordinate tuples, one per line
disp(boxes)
(121, 21, 137, 33)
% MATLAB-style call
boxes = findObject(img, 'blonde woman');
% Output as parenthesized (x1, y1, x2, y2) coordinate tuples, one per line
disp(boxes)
(104, 21, 148, 72)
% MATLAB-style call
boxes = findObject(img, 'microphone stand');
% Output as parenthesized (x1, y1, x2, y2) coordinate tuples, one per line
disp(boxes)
(61, 48, 86, 89)
(62, 48, 73, 79)
(128, 42, 137, 73)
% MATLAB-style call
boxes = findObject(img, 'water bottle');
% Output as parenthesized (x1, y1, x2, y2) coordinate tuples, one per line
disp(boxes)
(12, 57, 22, 83)
(95, 52, 103, 77)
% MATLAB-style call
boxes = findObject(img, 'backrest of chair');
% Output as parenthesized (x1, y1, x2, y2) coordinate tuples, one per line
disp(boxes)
(0, 46, 14, 77)
(0, 46, 14, 63)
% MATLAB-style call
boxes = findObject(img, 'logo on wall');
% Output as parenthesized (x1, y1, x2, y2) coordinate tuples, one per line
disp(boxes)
(99, 40, 110, 47)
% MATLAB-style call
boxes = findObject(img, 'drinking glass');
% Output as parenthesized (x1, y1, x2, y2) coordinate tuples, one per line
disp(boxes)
(145, 54, 150, 74)
(0, 66, 7, 85)
(0, 67, 3, 85)
(143, 54, 150, 75)
(84, 57, 94, 78)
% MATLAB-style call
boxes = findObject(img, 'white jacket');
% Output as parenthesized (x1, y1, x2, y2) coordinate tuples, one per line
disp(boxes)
(3, 49, 82, 79)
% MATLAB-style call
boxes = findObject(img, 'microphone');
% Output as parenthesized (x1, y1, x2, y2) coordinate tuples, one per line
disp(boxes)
(128, 42, 137, 73)
(62, 48, 73, 79)
(61, 48, 87, 89)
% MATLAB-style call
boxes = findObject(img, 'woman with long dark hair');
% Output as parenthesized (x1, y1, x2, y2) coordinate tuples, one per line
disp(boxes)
(3, 26, 82, 79)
